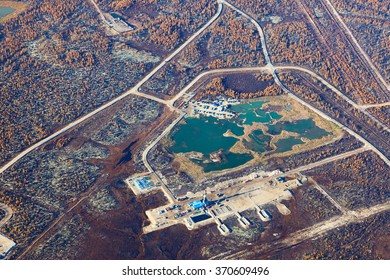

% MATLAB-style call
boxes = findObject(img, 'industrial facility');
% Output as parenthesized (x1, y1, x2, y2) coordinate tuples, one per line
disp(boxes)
(125, 173, 158, 195)
(191, 98, 237, 119)
(140, 169, 306, 236)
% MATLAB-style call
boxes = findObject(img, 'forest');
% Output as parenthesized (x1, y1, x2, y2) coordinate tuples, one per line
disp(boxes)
(0, 0, 389, 261)
(230, 0, 389, 104)
(102, 0, 218, 52)
(338, 12, 389, 83)
(0, 0, 219, 166)
(0, 94, 164, 258)
(330, 0, 389, 18)
(305, 151, 389, 209)
(279, 71, 390, 159)
(367, 106, 390, 127)
(142, 8, 266, 98)
(230, 0, 303, 20)
(0, 0, 156, 166)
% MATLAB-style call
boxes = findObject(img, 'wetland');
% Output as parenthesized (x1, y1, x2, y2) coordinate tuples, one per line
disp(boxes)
(169, 97, 338, 173)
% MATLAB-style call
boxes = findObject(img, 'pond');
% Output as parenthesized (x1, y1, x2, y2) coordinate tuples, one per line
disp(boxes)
(231, 101, 282, 125)
(171, 116, 244, 155)
(171, 116, 253, 172)
(193, 152, 254, 173)
(170, 99, 331, 173)
(267, 118, 329, 140)
(243, 129, 272, 153)
(273, 137, 305, 153)
(0, 6, 15, 19)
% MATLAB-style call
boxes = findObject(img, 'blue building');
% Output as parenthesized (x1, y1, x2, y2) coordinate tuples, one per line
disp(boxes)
(135, 179, 148, 190)
(189, 200, 205, 210)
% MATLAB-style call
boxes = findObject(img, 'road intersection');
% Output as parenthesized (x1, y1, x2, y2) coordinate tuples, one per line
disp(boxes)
(1, 0, 389, 260)
(1, 0, 388, 174)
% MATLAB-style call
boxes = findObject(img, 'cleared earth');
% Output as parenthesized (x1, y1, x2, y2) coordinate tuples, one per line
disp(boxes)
(168, 95, 341, 179)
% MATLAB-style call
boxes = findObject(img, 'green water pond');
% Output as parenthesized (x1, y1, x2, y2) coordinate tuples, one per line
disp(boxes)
(0, 6, 15, 18)
(231, 101, 282, 125)
(192, 152, 254, 173)
(171, 116, 244, 154)
(170, 100, 330, 172)
(267, 118, 329, 140)
(244, 129, 272, 153)
(273, 137, 305, 153)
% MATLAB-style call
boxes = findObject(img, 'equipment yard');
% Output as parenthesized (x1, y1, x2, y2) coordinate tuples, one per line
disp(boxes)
(190, 98, 237, 119)
(143, 173, 305, 235)
(0, 0, 388, 261)
(125, 173, 160, 196)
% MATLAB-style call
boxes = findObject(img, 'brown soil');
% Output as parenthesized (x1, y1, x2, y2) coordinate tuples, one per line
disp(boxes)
(223, 73, 271, 93)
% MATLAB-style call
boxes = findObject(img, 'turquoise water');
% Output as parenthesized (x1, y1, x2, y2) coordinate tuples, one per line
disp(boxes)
(171, 116, 252, 172)
(193, 152, 254, 173)
(231, 101, 267, 113)
(0, 6, 15, 18)
(267, 119, 329, 140)
(269, 111, 282, 120)
(244, 129, 272, 153)
(171, 116, 243, 154)
(170, 100, 330, 172)
(232, 101, 282, 125)
(274, 137, 305, 153)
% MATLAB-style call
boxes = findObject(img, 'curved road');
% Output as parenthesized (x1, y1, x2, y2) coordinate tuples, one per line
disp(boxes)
(220, 0, 272, 66)
(273, 67, 390, 167)
(165, 64, 390, 167)
(168, 66, 270, 106)
(223, 0, 389, 133)
(141, 113, 187, 203)
(0, 203, 13, 229)
(133, 0, 390, 170)
(169, 64, 389, 133)
(0, 2, 223, 174)
(142, 113, 186, 173)
(2, 0, 389, 259)
(220, 0, 390, 167)
(3, 0, 388, 175)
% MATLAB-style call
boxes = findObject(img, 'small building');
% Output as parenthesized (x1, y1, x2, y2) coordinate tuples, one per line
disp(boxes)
(188, 200, 205, 210)
(134, 178, 148, 190)
(218, 224, 231, 236)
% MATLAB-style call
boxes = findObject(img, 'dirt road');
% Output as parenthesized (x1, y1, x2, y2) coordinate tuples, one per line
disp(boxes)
(211, 201, 390, 259)
(0, 3, 223, 174)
